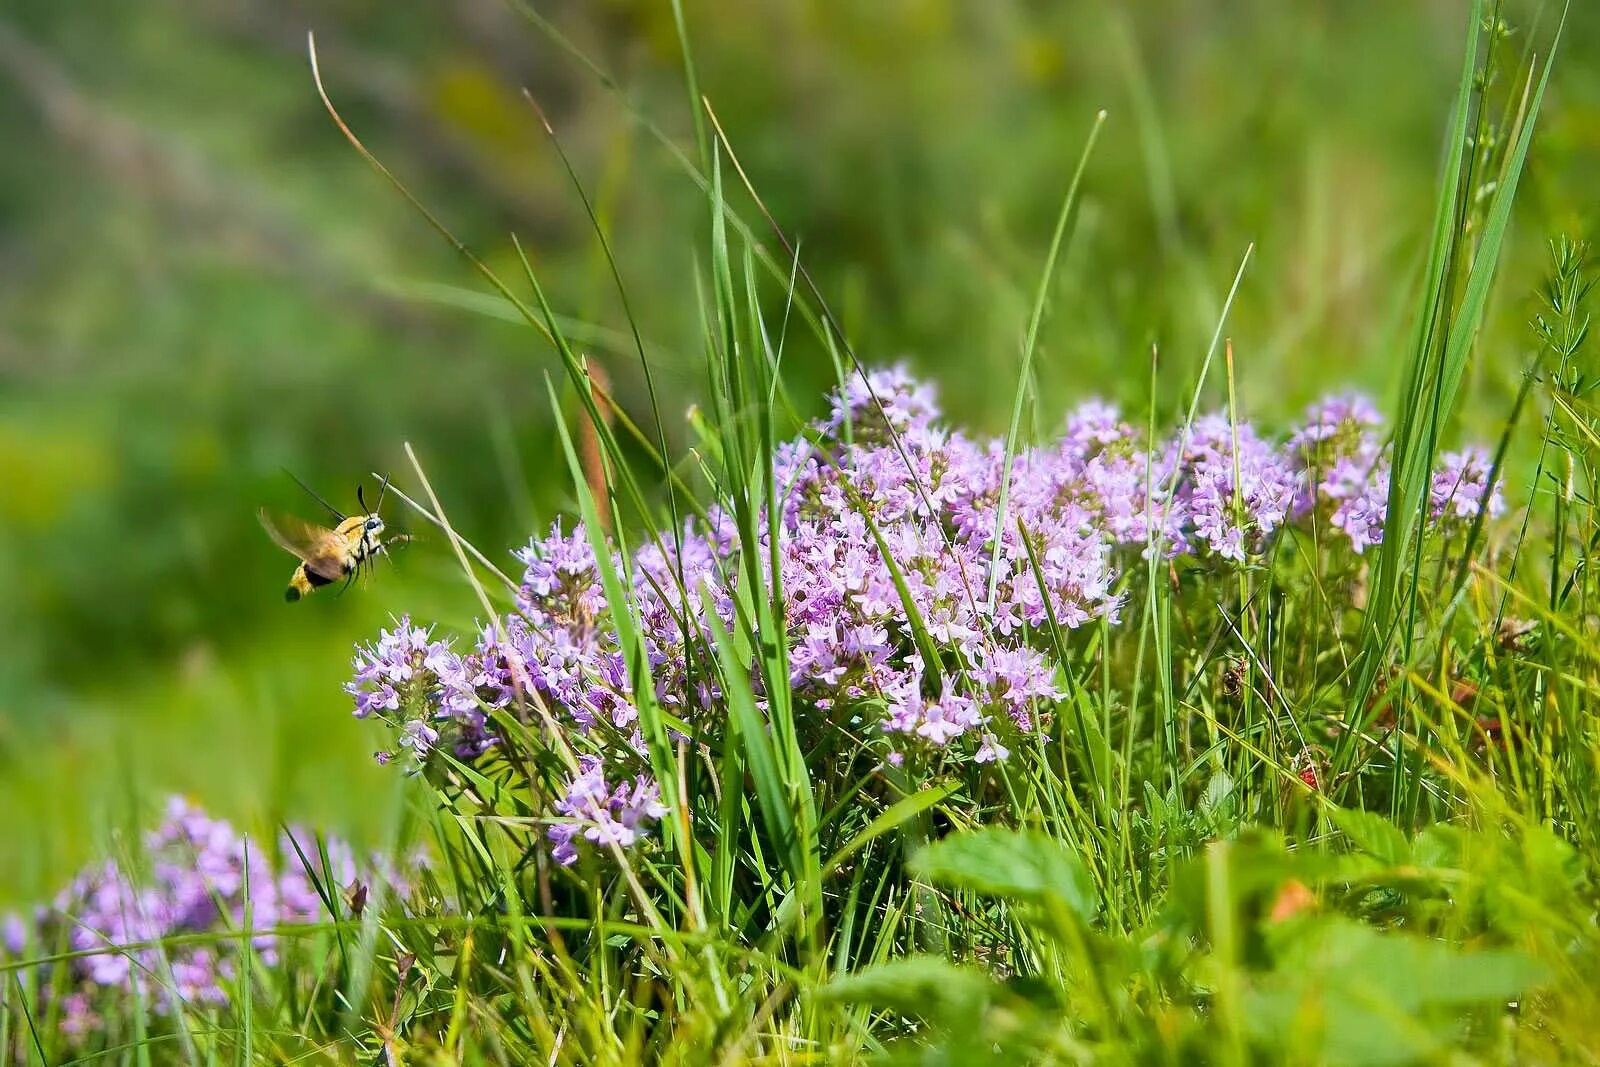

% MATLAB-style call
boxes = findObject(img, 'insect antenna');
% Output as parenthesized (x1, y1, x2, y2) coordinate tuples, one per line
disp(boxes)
(284, 468, 346, 522)
(357, 482, 369, 515)
(373, 473, 391, 514)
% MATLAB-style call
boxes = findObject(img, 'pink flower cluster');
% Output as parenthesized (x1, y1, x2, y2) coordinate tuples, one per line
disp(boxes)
(548, 756, 670, 866)
(4, 797, 394, 1047)
(345, 368, 1503, 865)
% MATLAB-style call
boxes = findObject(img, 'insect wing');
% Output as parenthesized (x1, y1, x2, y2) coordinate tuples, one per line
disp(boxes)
(258, 508, 348, 581)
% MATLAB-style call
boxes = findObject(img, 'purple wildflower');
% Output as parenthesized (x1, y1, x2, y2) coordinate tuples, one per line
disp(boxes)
(1169, 414, 1302, 562)
(345, 369, 1508, 863)
(548, 755, 670, 866)
(1284, 394, 1502, 553)
(1431, 448, 1505, 523)
(5, 797, 405, 1048)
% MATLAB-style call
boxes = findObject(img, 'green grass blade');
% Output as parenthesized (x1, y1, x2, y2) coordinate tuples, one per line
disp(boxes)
(702, 588, 801, 883)
(986, 110, 1107, 609)
(1344, 0, 1568, 764)
(544, 375, 677, 816)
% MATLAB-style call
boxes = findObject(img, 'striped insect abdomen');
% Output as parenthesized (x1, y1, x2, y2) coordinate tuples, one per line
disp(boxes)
(286, 564, 341, 601)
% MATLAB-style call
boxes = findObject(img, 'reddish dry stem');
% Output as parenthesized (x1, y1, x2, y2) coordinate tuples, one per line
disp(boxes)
(580, 362, 615, 534)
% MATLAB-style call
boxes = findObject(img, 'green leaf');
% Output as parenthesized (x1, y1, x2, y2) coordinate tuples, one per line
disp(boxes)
(1330, 808, 1411, 867)
(912, 828, 1098, 919)
(818, 956, 996, 1028)
(1248, 920, 1549, 1066)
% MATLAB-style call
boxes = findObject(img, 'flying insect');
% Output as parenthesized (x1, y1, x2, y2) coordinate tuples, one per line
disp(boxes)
(259, 476, 405, 601)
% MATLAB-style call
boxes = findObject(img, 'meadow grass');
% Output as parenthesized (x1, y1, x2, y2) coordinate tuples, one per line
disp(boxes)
(6, 3, 1600, 1064)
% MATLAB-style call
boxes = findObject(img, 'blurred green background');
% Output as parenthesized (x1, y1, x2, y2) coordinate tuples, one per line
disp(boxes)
(1, 0, 1595, 903)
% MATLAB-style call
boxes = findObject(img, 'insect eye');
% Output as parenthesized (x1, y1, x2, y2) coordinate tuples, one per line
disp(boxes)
(365, 518, 381, 531)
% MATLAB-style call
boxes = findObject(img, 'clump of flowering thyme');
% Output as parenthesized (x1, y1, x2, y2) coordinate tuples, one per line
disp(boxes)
(2, 797, 400, 1049)
(344, 367, 1503, 866)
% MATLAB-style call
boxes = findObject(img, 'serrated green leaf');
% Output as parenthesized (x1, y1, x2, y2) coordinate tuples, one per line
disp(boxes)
(818, 956, 996, 1028)
(912, 828, 1098, 919)
(1330, 808, 1412, 867)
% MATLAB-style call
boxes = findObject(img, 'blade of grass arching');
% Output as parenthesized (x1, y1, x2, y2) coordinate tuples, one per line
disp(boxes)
(821, 782, 961, 878)
(310, 35, 556, 349)
(524, 93, 685, 585)
(319, 19, 713, 743)
(316, 37, 679, 556)
(986, 110, 1107, 610)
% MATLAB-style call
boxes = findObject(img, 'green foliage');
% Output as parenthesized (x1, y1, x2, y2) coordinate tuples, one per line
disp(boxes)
(823, 821, 1571, 1064)
(820, 956, 996, 1030)
(10, 1, 1600, 1064)
(1243, 920, 1545, 1065)
(910, 828, 1098, 920)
